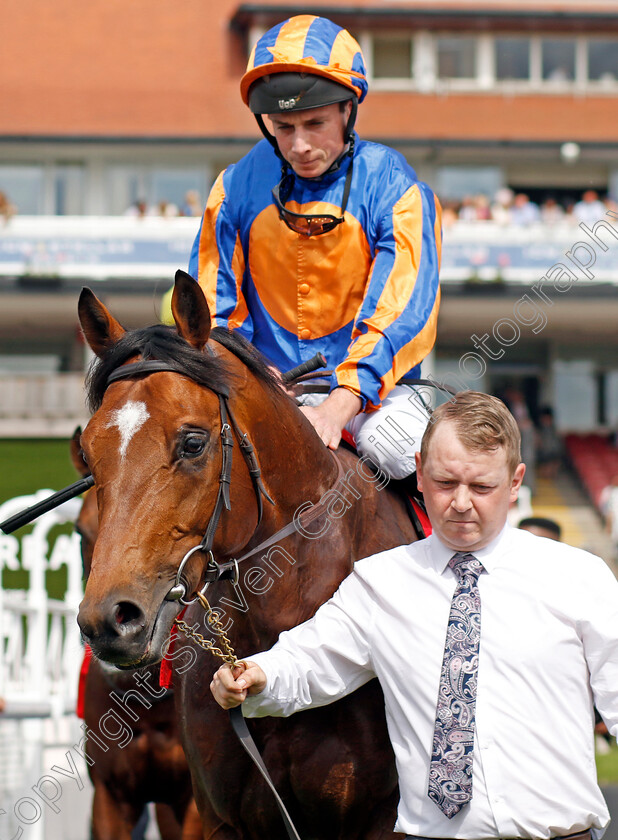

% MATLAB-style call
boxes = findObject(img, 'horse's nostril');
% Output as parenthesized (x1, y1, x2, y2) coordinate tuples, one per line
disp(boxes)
(113, 601, 145, 634)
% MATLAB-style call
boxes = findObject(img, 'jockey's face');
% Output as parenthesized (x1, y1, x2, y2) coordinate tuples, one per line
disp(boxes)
(268, 101, 352, 179)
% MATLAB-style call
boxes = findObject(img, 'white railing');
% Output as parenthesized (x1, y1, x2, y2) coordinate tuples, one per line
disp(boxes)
(1, 214, 617, 283)
(0, 215, 198, 281)
(0, 492, 90, 840)
(0, 374, 89, 437)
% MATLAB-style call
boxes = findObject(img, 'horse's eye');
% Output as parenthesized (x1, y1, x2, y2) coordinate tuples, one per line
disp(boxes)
(179, 432, 208, 459)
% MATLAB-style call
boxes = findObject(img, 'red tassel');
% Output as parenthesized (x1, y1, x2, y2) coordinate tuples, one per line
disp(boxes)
(76, 644, 93, 718)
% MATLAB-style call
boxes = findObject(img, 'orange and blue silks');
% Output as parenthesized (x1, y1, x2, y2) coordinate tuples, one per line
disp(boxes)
(189, 136, 442, 411)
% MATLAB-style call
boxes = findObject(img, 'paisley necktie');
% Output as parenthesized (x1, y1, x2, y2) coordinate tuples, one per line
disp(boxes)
(428, 552, 484, 818)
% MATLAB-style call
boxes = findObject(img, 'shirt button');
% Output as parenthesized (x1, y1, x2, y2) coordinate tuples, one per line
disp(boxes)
(300, 328, 311, 340)
(299, 283, 310, 295)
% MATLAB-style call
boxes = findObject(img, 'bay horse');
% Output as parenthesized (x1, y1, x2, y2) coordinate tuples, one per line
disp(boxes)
(70, 428, 201, 840)
(76, 271, 417, 840)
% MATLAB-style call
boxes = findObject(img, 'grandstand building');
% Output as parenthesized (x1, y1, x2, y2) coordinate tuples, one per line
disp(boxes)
(1, 0, 618, 446)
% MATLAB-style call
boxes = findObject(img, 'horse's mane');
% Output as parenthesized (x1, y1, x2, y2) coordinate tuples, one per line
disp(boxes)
(85, 324, 280, 413)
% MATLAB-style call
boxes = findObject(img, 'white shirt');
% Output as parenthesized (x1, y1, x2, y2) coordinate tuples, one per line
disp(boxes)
(243, 525, 618, 838)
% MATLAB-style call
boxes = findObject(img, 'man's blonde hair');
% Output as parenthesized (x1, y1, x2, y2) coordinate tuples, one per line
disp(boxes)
(420, 391, 522, 476)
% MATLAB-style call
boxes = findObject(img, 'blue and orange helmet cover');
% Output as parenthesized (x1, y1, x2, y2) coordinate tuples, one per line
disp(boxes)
(241, 15, 369, 106)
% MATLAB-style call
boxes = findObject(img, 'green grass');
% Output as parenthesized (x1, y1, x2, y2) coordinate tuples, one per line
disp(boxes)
(0, 437, 81, 598)
(0, 438, 77, 504)
(597, 742, 618, 785)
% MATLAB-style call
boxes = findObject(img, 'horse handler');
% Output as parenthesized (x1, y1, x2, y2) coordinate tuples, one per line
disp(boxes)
(212, 390, 618, 840)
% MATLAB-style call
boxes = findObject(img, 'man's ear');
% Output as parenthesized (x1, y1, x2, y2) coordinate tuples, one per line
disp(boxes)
(510, 463, 526, 501)
(415, 451, 423, 491)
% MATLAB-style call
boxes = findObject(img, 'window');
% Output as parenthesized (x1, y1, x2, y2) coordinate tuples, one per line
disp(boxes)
(495, 37, 530, 80)
(373, 36, 413, 79)
(434, 166, 503, 202)
(541, 38, 576, 82)
(0, 166, 45, 215)
(588, 39, 618, 82)
(437, 36, 476, 79)
(106, 166, 146, 215)
(151, 169, 208, 213)
(54, 165, 85, 215)
(105, 165, 209, 215)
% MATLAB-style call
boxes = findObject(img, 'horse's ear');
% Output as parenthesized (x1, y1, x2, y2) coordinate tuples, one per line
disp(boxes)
(78, 288, 126, 358)
(171, 270, 211, 351)
(70, 426, 89, 478)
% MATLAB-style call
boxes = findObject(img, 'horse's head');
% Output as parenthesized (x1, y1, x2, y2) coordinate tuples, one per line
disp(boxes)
(75, 272, 285, 667)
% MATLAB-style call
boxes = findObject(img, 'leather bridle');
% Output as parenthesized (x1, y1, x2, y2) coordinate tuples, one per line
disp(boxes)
(105, 357, 275, 603)
(105, 356, 345, 606)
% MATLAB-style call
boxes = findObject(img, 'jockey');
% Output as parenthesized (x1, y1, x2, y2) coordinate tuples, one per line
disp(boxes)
(185, 15, 442, 478)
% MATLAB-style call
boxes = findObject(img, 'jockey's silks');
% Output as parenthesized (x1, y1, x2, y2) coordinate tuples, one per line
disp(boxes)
(189, 136, 442, 410)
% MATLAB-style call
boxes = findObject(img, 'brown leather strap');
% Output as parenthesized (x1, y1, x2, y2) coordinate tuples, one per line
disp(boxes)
(229, 707, 302, 840)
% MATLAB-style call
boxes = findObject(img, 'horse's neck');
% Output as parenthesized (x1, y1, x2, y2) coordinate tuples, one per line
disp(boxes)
(249, 397, 341, 517)
(220, 355, 340, 515)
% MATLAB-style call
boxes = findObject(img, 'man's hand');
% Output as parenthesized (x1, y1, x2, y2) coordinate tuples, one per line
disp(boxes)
(300, 388, 362, 450)
(210, 661, 267, 709)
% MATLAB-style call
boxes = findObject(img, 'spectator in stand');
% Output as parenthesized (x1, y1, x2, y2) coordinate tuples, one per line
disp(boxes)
(0, 190, 16, 224)
(179, 189, 202, 217)
(518, 516, 562, 541)
(441, 200, 460, 227)
(458, 195, 478, 222)
(156, 199, 179, 217)
(535, 406, 563, 479)
(510, 193, 540, 226)
(473, 193, 491, 220)
(573, 190, 606, 225)
(490, 187, 514, 225)
(124, 198, 150, 217)
(502, 386, 536, 495)
(540, 197, 565, 225)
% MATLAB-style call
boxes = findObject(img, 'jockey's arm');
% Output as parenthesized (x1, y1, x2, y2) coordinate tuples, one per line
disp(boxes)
(299, 387, 362, 450)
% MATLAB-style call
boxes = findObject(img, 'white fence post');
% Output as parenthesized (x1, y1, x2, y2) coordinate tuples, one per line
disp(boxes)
(0, 491, 89, 840)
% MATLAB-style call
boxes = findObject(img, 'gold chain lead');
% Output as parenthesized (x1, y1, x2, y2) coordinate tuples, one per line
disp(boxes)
(173, 590, 240, 669)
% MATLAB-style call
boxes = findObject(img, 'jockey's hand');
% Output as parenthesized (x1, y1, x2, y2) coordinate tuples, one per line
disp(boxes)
(210, 660, 267, 709)
(300, 388, 362, 450)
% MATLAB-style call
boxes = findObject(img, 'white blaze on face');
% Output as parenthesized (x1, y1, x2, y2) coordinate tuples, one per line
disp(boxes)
(106, 400, 150, 459)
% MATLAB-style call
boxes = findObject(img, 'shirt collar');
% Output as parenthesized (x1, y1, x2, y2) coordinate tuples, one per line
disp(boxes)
(429, 523, 513, 575)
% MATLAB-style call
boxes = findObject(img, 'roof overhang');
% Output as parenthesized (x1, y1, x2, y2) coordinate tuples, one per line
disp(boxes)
(231, 4, 618, 35)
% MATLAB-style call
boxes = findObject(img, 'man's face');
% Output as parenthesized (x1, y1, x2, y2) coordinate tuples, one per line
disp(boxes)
(268, 102, 351, 179)
(416, 420, 525, 553)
